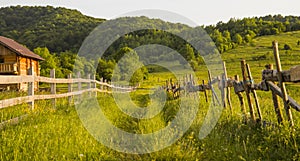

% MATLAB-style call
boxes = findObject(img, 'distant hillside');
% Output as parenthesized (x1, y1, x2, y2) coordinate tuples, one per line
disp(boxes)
(1, 6, 300, 56)
(205, 14, 300, 53)
(222, 30, 300, 80)
(0, 5, 105, 53)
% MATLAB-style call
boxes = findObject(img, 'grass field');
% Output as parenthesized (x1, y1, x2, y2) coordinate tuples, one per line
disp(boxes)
(1, 31, 300, 160)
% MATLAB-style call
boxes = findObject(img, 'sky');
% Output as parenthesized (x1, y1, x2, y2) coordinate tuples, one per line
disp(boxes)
(0, 0, 300, 27)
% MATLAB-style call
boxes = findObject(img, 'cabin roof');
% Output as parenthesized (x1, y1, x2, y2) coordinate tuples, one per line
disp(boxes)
(0, 36, 44, 61)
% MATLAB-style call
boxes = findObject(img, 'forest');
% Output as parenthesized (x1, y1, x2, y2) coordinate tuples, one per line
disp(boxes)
(1, 6, 300, 81)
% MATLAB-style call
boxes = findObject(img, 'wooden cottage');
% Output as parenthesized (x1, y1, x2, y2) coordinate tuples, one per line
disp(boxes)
(0, 36, 44, 91)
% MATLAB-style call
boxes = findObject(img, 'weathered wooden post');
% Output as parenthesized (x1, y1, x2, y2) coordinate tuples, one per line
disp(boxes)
(165, 80, 168, 90)
(183, 76, 187, 96)
(28, 67, 34, 110)
(223, 62, 233, 111)
(241, 60, 256, 122)
(93, 75, 97, 97)
(87, 74, 91, 97)
(208, 70, 216, 105)
(50, 69, 56, 108)
(219, 75, 226, 108)
(202, 80, 208, 103)
(235, 75, 248, 122)
(246, 64, 263, 122)
(189, 74, 194, 86)
(104, 79, 107, 92)
(267, 64, 284, 124)
(273, 41, 294, 126)
(68, 74, 73, 105)
(100, 78, 103, 91)
(221, 62, 227, 108)
(272, 89, 283, 124)
(77, 71, 82, 102)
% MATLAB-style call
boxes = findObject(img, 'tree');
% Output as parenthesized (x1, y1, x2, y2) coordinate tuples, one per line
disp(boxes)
(113, 47, 148, 86)
(233, 33, 243, 44)
(185, 44, 195, 61)
(58, 51, 76, 75)
(34, 47, 63, 77)
(244, 34, 252, 43)
(222, 30, 231, 42)
(97, 59, 116, 81)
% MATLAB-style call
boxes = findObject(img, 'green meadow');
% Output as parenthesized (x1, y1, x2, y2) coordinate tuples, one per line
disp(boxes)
(1, 31, 300, 160)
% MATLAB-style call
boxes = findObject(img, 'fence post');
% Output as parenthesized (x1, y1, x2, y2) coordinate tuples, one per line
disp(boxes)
(220, 62, 227, 108)
(68, 74, 72, 105)
(104, 79, 107, 92)
(77, 72, 81, 103)
(272, 85, 284, 124)
(100, 78, 103, 91)
(241, 60, 256, 122)
(246, 64, 263, 122)
(93, 74, 97, 97)
(28, 67, 34, 110)
(235, 75, 248, 122)
(223, 61, 233, 112)
(273, 41, 294, 126)
(189, 74, 194, 86)
(202, 80, 208, 103)
(87, 74, 91, 97)
(267, 64, 284, 124)
(208, 70, 215, 105)
(165, 80, 169, 90)
(50, 69, 56, 108)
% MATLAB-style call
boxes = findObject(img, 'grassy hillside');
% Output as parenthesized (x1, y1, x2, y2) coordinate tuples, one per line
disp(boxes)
(222, 31, 300, 79)
(221, 30, 300, 109)
(1, 13, 300, 160)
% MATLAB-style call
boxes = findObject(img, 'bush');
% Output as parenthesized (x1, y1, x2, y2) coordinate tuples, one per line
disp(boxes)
(284, 44, 292, 50)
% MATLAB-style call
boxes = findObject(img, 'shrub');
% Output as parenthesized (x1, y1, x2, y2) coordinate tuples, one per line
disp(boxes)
(284, 44, 292, 50)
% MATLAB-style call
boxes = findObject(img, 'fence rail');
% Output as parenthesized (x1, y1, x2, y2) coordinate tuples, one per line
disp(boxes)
(164, 41, 300, 126)
(0, 70, 134, 110)
(1, 40, 300, 129)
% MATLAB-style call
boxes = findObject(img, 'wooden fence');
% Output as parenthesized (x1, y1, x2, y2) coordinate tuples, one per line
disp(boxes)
(164, 41, 300, 126)
(0, 69, 135, 110)
(1, 40, 299, 129)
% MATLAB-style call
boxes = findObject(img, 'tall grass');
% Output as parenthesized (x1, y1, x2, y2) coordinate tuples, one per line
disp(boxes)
(1, 89, 300, 160)
(1, 31, 300, 160)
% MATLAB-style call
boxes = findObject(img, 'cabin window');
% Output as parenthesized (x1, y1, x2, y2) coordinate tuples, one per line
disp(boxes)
(0, 57, 4, 63)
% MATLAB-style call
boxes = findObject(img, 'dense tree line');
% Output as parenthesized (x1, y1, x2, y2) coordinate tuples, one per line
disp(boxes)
(1, 6, 300, 55)
(205, 15, 300, 53)
(0, 5, 104, 53)
(2, 6, 300, 81)
(34, 47, 95, 78)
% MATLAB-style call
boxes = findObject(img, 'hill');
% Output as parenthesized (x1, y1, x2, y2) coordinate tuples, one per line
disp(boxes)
(205, 14, 300, 53)
(0, 5, 105, 53)
(222, 30, 300, 82)
(2, 6, 300, 56)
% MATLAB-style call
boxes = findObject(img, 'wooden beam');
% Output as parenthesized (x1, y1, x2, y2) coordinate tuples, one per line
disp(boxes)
(68, 74, 73, 105)
(202, 80, 208, 102)
(0, 96, 33, 109)
(28, 67, 34, 110)
(246, 64, 263, 122)
(0, 75, 33, 84)
(235, 75, 248, 122)
(266, 81, 300, 112)
(273, 41, 294, 126)
(241, 60, 256, 122)
(50, 69, 56, 108)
